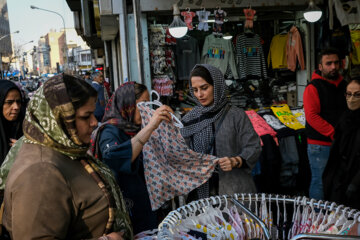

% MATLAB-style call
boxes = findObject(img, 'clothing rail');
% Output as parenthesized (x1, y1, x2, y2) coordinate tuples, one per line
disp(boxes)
(290, 233, 360, 240)
(158, 194, 360, 239)
(232, 198, 271, 240)
(233, 193, 360, 222)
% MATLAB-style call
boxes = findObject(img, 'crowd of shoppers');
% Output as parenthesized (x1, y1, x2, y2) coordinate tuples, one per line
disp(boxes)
(0, 52, 359, 238)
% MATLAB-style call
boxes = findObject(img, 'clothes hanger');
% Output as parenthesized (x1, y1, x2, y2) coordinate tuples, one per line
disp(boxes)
(276, 195, 280, 239)
(338, 208, 356, 234)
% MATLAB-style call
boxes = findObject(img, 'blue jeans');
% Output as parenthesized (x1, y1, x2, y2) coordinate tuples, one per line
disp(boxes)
(308, 144, 331, 200)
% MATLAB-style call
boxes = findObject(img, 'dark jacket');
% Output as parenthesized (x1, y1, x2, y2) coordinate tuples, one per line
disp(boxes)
(304, 70, 347, 145)
(323, 109, 360, 210)
(99, 124, 157, 234)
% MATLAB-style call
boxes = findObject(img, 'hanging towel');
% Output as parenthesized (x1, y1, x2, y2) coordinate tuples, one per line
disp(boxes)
(138, 102, 218, 210)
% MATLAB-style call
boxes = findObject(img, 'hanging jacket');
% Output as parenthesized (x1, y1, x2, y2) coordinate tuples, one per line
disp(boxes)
(303, 70, 347, 145)
(287, 26, 305, 72)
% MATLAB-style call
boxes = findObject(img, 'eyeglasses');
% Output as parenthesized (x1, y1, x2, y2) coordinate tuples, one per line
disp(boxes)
(345, 92, 360, 99)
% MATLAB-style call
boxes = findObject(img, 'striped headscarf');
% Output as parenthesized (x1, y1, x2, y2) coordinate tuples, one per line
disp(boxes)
(1, 75, 132, 238)
(181, 64, 229, 154)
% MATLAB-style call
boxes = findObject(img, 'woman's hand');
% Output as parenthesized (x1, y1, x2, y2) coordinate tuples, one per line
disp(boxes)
(9, 138, 17, 147)
(98, 231, 124, 240)
(147, 105, 174, 131)
(218, 156, 243, 171)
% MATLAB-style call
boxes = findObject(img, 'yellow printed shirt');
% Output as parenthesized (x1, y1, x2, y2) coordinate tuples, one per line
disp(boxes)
(267, 34, 288, 69)
(271, 104, 305, 130)
(351, 30, 360, 65)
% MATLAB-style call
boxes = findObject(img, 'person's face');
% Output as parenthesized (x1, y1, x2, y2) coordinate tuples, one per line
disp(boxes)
(319, 54, 340, 80)
(134, 90, 150, 125)
(75, 97, 98, 144)
(2, 89, 21, 121)
(345, 81, 360, 111)
(191, 76, 214, 107)
(95, 75, 104, 84)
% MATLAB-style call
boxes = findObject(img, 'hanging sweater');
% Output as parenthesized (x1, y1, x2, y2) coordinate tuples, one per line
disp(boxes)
(176, 36, 200, 80)
(268, 34, 288, 69)
(334, 0, 360, 27)
(235, 33, 267, 80)
(287, 26, 305, 72)
(201, 34, 239, 79)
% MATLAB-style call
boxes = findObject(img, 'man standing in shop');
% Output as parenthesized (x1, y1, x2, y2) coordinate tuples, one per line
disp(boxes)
(91, 71, 105, 122)
(303, 48, 347, 200)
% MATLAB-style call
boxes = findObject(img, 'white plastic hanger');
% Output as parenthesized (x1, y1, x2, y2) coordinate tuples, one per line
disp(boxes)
(141, 90, 184, 128)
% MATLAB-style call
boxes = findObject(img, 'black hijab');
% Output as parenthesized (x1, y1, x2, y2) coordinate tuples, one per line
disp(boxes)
(0, 80, 25, 163)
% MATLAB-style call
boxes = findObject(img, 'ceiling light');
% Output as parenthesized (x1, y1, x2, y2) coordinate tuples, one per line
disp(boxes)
(223, 33, 233, 40)
(168, 3, 188, 38)
(303, 0, 322, 22)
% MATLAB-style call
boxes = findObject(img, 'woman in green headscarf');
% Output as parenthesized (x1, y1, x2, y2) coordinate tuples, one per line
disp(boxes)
(2, 75, 132, 239)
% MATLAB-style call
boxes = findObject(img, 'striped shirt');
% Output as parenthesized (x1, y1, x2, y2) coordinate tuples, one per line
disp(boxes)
(235, 33, 268, 80)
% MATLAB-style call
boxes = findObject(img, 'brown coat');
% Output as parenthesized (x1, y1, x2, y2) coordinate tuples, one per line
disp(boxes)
(3, 143, 109, 240)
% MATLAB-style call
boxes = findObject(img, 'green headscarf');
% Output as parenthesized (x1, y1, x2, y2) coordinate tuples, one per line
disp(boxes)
(0, 75, 132, 238)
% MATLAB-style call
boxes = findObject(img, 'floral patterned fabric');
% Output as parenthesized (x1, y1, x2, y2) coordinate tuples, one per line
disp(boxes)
(138, 102, 218, 210)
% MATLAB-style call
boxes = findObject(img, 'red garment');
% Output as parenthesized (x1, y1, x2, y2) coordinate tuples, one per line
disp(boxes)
(243, 8, 256, 28)
(303, 71, 343, 146)
(287, 26, 305, 72)
(181, 11, 196, 30)
(103, 81, 111, 99)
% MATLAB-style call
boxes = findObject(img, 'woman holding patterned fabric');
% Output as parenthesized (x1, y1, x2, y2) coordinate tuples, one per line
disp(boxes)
(2, 75, 132, 240)
(0, 80, 25, 165)
(89, 82, 173, 234)
(323, 78, 360, 210)
(181, 64, 261, 200)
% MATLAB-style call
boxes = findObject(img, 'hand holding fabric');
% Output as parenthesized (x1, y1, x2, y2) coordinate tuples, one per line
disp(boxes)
(147, 105, 174, 131)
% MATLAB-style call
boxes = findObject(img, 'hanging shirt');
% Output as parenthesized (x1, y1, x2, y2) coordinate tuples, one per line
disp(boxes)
(334, 0, 360, 27)
(201, 34, 239, 79)
(287, 26, 305, 72)
(176, 36, 200, 80)
(351, 30, 360, 65)
(245, 110, 278, 145)
(235, 33, 268, 80)
(268, 34, 288, 69)
(291, 108, 306, 126)
(138, 102, 218, 210)
(181, 11, 196, 30)
(196, 10, 211, 31)
(271, 104, 305, 130)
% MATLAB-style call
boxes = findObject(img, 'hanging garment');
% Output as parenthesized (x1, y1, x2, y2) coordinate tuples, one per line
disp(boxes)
(268, 34, 288, 69)
(152, 76, 174, 96)
(243, 8, 256, 29)
(213, 9, 227, 34)
(201, 34, 239, 79)
(350, 30, 360, 65)
(245, 110, 278, 145)
(257, 109, 296, 138)
(138, 102, 218, 210)
(271, 104, 305, 130)
(196, 10, 211, 31)
(235, 33, 268, 80)
(291, 108, 306, 126)
(176, 36, 201, 80)
(334, 0, 360, 27)
(287, 26, 306, 72)
(181, 11, 196, 30)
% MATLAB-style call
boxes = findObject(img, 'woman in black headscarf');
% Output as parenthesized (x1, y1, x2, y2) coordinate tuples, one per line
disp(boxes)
(323, 78, 360, 209)
(0, 80, 25, 164)
(181, 64, 261, 200)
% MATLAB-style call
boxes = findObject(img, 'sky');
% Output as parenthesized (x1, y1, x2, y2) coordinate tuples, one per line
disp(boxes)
(7, 0, 74, 52)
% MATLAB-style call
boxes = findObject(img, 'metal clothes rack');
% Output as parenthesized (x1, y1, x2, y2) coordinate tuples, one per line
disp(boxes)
(158, 193, 360, 240)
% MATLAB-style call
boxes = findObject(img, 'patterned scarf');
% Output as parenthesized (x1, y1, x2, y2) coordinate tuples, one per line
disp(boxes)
(89, 82, 140, 159)
(0, 75, 132, 238)
(181, 64, 229, 154)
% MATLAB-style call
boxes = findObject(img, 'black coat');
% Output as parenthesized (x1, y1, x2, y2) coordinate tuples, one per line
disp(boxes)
(323, 108, 360, 210)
